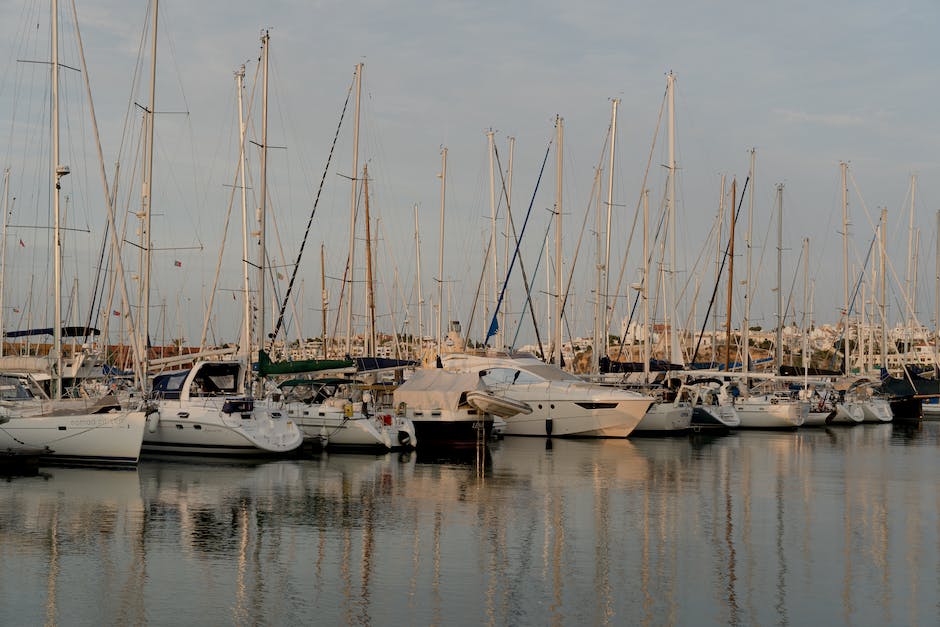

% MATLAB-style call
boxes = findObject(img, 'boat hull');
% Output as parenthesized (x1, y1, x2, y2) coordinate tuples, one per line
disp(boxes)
(0, 410, 146, 466)
(733, 398, 806, 429)
(632, 401, 692, 434)
(142, 400, 303, 456)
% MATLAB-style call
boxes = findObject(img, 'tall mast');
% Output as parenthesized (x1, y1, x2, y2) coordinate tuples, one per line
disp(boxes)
(905, 175, 916, 354)
(363, 164, 376, 355)
(437, 147, 447, 356)
(713, 175, 726, 364)
(345, 63, 362, 356)
(414, 204, 423, 360)
(840, 161, 849, 374)
(501, 136, 515, 352)
(255, 30, 269, 395)
(725, 179, 737, 372)
(137, 0, 157, 396)
(553, 115, 564, 365)
(603, 98, 619, 361)
(879, 208, 887, 369)
(52, 0, 69, 399)
(666, 73, 681, 365)
(236, 64, 251, 382)
(935, 210, 939, 369)
(486, 129, 497, 348)
(0, 169, 8, 359)
(643, 189, 651, 383)
(775, 183, 784, 371)
(592, 164, 603, 373)
(802, 238, 809, 377)
(321, 243, 327, 357)
(742, 148, 755, 376)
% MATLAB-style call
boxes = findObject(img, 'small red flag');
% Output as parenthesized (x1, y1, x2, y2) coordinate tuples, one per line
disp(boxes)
(113, 310, 122, 317)
(174, 260, 182, 267)
(18, 239, 25, 247)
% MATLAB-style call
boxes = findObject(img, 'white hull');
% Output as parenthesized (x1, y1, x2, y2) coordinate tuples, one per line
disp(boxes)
(0, 409, 146, 465)
(498, 392, 651, 437)
(861, 398, 893, 423)
(284, 403, 416, 450)
(733, 397, 806, 429)
(143, 399, 303, 456)
(803, 411, 834, 427)
(832, 402, 865, 424)
(633, 401, 692, 433)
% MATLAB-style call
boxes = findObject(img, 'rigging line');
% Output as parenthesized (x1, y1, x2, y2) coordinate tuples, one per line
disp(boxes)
(549, 123, 611, 360)
(612, 186, 671, 363)
(489, 139, 551, 356)
(511, 219, 553, 352)
(689, 176, 750, 366)
(271, 77, 354, 344)
(484, 137, 554, 357)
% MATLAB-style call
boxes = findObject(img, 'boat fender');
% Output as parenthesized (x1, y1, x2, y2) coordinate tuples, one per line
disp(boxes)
(146, 411, 160, 434)
(545, 418, 553, 436)
(398, 430, 411, 447)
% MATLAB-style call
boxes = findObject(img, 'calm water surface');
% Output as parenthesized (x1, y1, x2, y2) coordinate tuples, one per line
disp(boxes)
(1, 422, 939, 626)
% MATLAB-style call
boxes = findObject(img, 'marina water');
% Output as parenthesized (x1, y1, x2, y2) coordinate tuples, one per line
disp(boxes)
(1, 423, 938, 625)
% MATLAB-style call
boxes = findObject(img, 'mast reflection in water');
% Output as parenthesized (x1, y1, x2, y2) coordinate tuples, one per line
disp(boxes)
(1, 423, 939, 624)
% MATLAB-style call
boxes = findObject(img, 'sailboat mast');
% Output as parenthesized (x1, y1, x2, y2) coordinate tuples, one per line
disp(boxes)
(345, 63, 362, 357)
(775, 183, 784, 371)
(713, 175, 726, 365)
(742, 148, 755, 376)
(255, 31, 269, 395)
(643, 189, 651, 383)
(592, 165, 603, 373)
(879, 208, 887, 369)
(363, 164, 376, 355)
(603, 98, 619, 361)
(236, 64, 251, 378)
(725, 179, 737, 372)
(0, 169, 8, 359)
(136, 0, 157, 396)
(487, 129, 497, 347)
(666, 73, 681, 366)
(840, 161, 849, 374)
(501, 136, 515, 352)
(321, 243, 328, 357)
(414, 204, 423, 360)
(553, 115, 564, 365)
(802, 238, 809, 376)
(437, 147, 447, 356)
(52, 0, 67, 399)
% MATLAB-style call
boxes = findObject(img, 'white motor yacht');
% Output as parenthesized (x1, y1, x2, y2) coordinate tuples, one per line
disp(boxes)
(145, 360, 303, 456)
(441, 353, 653, 437)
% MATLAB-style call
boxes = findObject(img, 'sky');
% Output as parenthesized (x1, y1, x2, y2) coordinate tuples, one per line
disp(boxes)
(1, 0, 938, 352)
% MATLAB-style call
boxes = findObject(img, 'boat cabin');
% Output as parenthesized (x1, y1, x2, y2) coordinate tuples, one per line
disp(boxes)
(151, 361, 245, 400)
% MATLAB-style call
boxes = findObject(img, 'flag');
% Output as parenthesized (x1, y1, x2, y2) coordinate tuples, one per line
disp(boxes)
(18, 239, 24, 247)
(113, 310, 122, 317)
(12, 307, 19, 313)
(174, 260, 182, 267)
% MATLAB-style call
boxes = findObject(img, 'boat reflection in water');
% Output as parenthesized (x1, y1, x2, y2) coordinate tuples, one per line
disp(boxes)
(1, 424, 940, 624)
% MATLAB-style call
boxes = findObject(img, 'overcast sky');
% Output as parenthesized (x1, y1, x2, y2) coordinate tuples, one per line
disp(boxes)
(1, 0, 938, 350)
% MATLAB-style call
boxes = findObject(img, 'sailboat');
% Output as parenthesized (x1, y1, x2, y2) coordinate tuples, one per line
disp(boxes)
(139, 28, 301, 457)
(0, 0, 147, 465)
